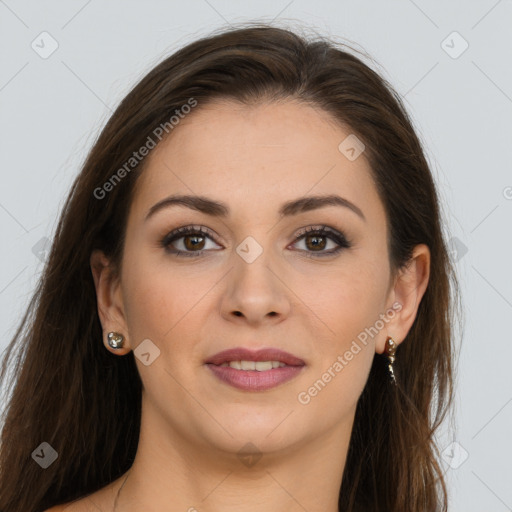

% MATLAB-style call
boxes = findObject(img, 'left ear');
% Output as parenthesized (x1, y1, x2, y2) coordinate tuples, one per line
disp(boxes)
(376, 243, 431, 354)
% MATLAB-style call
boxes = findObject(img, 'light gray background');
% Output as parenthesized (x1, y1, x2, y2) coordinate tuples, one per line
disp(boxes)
(1, 1, 511, 510)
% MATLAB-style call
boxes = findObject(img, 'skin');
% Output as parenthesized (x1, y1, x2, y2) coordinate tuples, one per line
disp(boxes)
(54, 99, 430, 511)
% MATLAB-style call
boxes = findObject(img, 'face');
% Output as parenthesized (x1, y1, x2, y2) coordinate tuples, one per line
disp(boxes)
(109, 100, 400, 460)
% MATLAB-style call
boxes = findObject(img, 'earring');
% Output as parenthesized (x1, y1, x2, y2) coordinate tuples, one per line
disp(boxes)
(107, 332, 124, 349)
(385, 336, 397, 386)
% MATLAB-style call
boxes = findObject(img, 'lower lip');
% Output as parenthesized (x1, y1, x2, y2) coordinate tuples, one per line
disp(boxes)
(205, 364, 305, 391)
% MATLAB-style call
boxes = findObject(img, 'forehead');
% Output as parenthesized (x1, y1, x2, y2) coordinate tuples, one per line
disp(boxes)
(130, 99, 383, 223)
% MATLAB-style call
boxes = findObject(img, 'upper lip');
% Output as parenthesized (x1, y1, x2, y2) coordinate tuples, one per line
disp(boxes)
(205, 347, 305, 366)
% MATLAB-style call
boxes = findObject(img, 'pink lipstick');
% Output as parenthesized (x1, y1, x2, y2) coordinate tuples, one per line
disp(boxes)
(205, 347, 305, 392)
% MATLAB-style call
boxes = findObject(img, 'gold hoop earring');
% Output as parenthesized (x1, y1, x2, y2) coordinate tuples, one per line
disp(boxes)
(385, 336, 397, 386)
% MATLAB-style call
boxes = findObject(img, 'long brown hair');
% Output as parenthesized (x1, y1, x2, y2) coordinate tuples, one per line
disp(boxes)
(0, 22, 461, 512)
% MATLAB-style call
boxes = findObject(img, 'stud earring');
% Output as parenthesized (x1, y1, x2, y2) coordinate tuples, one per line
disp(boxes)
(107, 332, 124, 349)
(385, 336, 397, 386)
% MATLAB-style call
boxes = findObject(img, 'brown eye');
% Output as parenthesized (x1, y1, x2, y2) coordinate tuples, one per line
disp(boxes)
(292, 226, 352, 257)
(304, 233, 327, 251)
(160, 226, 221, 257)
(183, 234, 206, 251)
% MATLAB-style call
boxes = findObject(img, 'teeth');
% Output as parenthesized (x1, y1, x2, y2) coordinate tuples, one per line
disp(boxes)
(218, 360, 287, 370)
(241, 360, 256, 370)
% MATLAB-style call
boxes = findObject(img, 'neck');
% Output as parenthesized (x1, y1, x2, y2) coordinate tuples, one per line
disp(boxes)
(109, 402, 354, 512)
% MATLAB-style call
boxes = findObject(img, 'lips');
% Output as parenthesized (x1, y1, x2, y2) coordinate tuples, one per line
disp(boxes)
(205, 347, 305, 367)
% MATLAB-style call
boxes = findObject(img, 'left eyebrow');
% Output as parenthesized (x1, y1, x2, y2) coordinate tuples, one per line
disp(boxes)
(145, 193, 366, 223)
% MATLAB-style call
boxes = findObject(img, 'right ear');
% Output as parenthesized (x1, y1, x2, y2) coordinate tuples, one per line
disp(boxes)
(90, 249, 132, 355)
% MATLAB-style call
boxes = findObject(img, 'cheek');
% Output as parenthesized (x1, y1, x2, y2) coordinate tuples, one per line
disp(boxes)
(296, 282, 378, 421)
(121, 258, 215, 350)
(292, 260, 387, 402)
(295, 258, 386, 339)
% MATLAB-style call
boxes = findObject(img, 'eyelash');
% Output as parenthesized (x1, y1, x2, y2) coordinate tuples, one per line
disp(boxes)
(159, 225, 352, 259)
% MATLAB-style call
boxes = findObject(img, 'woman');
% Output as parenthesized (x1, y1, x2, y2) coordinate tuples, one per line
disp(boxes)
(0, 22, 460, 512)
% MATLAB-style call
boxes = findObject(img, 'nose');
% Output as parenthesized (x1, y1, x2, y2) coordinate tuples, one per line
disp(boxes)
(220, 251, 291, 326)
